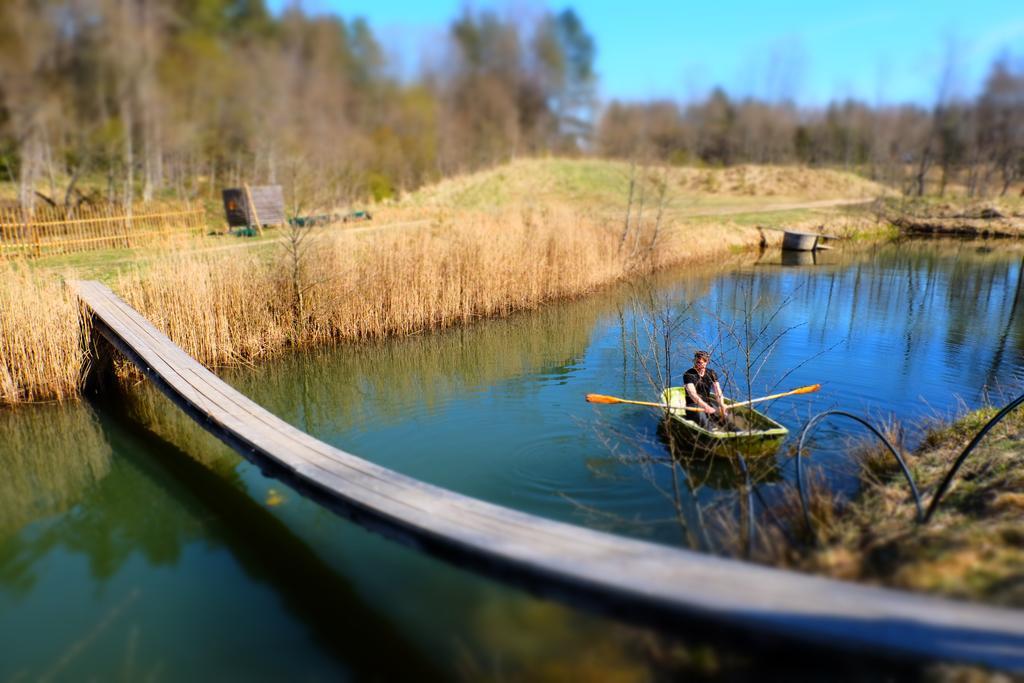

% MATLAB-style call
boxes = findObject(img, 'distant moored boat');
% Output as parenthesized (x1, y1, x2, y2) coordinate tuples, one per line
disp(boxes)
(781, 229, 837, 251)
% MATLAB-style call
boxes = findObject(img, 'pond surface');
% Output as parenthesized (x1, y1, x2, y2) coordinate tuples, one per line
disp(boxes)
(3, 239, 1023, 679)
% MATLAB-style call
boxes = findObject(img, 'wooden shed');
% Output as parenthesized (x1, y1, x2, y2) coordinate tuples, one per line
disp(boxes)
(222, 185, 286, 230)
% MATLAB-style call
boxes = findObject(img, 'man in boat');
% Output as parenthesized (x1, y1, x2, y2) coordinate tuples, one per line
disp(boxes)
(683, 350, 732, 431)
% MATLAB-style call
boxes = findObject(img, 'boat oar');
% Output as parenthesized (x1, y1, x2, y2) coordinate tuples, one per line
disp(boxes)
(584, 394, 691, 410)
(729, 383, 821, 408)
(585, 384, 821, 411)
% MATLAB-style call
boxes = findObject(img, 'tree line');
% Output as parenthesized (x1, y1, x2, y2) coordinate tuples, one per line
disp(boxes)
(600, 58, 1024, 199)
(0, 0, 597, 209)
(1, 0, 1021, 210)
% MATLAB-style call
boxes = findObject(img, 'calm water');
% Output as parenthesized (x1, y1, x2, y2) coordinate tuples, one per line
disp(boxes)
(3, 239, 1024, 679)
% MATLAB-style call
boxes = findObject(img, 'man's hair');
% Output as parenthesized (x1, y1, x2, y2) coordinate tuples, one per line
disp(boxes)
(694, 350, 710, 361)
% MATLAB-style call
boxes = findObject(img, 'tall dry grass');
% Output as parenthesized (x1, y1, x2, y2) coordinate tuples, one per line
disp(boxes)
(114, 206, 719, 367)
(0, 261, 82, 403)
(1, 206, 771, 403)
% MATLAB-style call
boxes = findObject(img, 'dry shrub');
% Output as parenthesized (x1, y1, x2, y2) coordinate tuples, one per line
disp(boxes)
(787, 407, 1024, 608)
(327, 207, 623, 332)
(848, 417, 910, 485)
(0, 261, 82, 404)
(992, 492, 1024, 511)
(751, 469, 843, 566)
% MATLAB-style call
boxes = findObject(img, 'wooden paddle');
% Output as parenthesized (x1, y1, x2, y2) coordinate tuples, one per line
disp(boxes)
(585, 384, 821, 411)
(585, 395, 698, 410)
(731, 383, 821, 408)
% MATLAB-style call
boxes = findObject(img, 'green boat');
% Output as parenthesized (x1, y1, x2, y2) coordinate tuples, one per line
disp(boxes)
(660, 387, 789, 457)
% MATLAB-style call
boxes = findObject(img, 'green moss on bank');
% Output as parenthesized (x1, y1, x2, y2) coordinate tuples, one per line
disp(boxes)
(801, 408, 1024, 607)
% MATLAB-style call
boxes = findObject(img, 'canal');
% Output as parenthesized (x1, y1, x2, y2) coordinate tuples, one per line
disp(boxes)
(2, 239, 1023, 679)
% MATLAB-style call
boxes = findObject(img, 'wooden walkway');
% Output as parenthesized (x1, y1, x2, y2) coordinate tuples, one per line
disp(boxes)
(73, 280, 1024, 672)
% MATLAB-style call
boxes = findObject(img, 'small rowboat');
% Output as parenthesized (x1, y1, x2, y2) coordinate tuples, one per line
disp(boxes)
(781, 229, 837, 251)
(660, 387, 789, 457)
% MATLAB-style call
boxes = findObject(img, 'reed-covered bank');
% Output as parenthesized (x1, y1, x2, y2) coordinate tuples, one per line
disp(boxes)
(0, 265, 83, 404)
(771, 408, 1024, 608)
(0, 204, 884, 405)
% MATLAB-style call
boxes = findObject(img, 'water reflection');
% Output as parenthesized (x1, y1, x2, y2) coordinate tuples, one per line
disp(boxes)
(781, 249, 818, 267)
(3, 239, 1023, 679)
(0, 388, 441, 679)
(212, 239, 1024, 552)
(218, 252, 755, 439)
(674, 451, 782, 491)
(0, 404, 111, 541)
(691, 242, 1024, 420)
(219, 290, 608, 435)
(99, 392, 441, 679)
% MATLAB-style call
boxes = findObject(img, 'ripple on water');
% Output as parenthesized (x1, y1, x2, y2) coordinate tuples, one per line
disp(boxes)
(498, 428, 674, 518)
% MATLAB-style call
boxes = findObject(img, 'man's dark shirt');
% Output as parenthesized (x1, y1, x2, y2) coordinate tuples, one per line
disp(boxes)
(683, 367, 718, 410)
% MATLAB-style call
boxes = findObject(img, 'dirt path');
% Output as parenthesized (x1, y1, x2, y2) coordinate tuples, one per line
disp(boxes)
(197, 197, 871, 258)
(42, 218, 433, 275)
(677, 197, 871, 217)
(191, 218, 432, 256)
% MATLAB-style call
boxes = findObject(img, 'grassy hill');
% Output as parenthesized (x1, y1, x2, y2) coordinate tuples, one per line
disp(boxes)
(399, 158, 886, 210)
(13, 157, 891, 282)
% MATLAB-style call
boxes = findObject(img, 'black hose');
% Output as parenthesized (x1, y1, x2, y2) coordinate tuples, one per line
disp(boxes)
(795, 410, 923, 538)
(923, 392, 1024, 522)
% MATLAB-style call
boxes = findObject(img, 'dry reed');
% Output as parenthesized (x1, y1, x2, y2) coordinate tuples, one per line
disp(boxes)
(0, 261, 82, 404)
(2, 206, 770, 404)
(113, 206, 736, 366)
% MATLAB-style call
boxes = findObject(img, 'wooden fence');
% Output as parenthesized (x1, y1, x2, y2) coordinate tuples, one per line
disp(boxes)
(0, 203, 206, 258)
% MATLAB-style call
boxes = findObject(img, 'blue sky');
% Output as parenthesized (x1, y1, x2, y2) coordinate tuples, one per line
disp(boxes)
(270, 0, 1024, 106)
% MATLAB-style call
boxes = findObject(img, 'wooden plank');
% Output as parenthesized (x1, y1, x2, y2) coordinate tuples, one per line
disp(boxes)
(71, 279, 1024, 672)
(67, 207, 79, 254)
(247, 185, 284, 227)
(81, 287, 648, 542)
(0, 208, 10, 255)
(13, 208, 195, 229)
(224, 185, 284, 230)
(26, 207, 39, 257)
(75, 208, 89, 253)
(94, 294, 712, 557)
(242, 184, 263, 235)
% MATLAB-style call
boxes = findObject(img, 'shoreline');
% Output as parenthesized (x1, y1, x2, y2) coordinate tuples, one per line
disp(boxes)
(786, 407, 1024, 608)
(1, 201, 885, 407)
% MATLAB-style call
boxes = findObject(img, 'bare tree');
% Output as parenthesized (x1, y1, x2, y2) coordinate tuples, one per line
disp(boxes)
(978, 57, 1024, 196)
(912, 44, 959, 197)
(0, 0, 61, 209)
